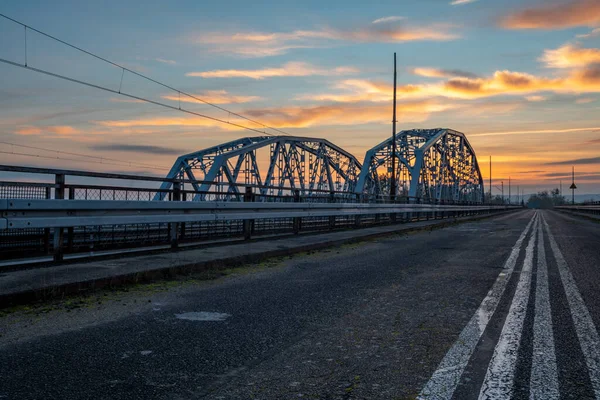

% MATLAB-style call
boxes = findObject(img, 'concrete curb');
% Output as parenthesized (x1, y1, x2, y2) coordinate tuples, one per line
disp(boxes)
(0, 210, 521, 308)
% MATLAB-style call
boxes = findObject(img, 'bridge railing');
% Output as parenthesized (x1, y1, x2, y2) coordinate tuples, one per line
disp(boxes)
(1, 199, 520, 265)
(0, 164, 520, 265)
(0, 164, 487, 205)
(555, 205, 600, 216)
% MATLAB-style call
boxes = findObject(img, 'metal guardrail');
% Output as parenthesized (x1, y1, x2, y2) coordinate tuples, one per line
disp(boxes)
(1, 200, 508, 229)
(0, 164, 521, 265)
(555, 205, 600, 214)
(0, 164, 494, 205)
(0, 198, 521, 264)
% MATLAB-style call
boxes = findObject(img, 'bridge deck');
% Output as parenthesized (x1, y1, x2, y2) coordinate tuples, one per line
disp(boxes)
(1, 210, 600, 399)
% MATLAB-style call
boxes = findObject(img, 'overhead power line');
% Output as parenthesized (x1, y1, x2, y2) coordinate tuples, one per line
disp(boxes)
(0, 13, 290, 137)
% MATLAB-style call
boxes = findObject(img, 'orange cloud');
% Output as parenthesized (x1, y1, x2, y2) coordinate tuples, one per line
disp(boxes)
(576, 97, 596, 103)
(14, 125, 81, 136)
(440, 71, 565, 98)
(193, 22, 459, 57)
(525, 95, 546, 102)
(15, 127, 42, 135)
(296, 79, 421, 103)
(411, 67, 478, 79)
(187, 62, 358, 80)
(97, 117, 236, 130)
(163, 90, 261, 104)
(96, 100, 456, 130)
(541, 44, 600, 68)
(300, 63, 600, 102)
(472, 126, 600, 137)
(335, 24, 459, 42)
(501, 0, 600, 30)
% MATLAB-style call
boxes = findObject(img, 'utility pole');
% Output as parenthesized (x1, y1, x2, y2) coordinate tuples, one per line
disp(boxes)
(390, 52, 397, 202)
(560, 180, 562, 196)
(501, 181, 504, 204)
(509, 176, 511, 205)
(517, 185, 520, 205)
(570, 166, 577, 205)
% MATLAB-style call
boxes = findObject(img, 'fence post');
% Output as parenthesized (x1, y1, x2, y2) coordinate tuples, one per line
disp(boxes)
(293, 189, 301, 234)
(388, 192, 396, 223)
(244, 186, 254, 240)
(354, 193, 362, 228)
(170, 181, 181, 249)
(180, 190, 187, 240)
(43, 187, 51, 254)
(328, 192, 336, 230)
(67, 188, 75, 252)
(53, 174, 65, 262)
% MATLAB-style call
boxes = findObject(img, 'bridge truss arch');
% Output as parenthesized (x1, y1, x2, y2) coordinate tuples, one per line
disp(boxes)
(355, 128, 484, 203)
(157, 136, 362, 201)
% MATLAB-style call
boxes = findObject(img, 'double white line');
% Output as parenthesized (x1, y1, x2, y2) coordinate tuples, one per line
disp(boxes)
(418, 211, 600, 400)
(418, 212, 537, 400)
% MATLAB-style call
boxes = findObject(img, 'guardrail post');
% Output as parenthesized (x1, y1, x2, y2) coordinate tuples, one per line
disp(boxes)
(180, 190, 187, 240)
(354, 192, 362, 227)
(67, 188, 75, 252)
(391, 194, 397, 223)
(293, 189, 301, 234)
(170, 181, 181, 249)
(244, 186, 254, 240)
(43, 187, 51, 254)
(53, 174, 65, 262)
(329, 192, 336, 230)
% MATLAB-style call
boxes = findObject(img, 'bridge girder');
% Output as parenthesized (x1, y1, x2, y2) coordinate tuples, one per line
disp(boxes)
(156, 136, 362, 201)
(355, 128, 484, 203)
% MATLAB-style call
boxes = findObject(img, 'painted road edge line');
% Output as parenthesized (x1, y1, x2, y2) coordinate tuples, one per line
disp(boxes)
(530, 212, 559, 399)
(417, 212, 537, 400)
(478, 214, 537, 400)
(542, 212, 600, 398)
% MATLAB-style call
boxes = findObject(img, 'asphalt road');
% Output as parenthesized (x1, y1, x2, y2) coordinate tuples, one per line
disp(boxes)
(1, 209, 599, 399)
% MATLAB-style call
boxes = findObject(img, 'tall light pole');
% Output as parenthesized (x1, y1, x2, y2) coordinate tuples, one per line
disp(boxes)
(390, 52, 397, 202)
(508, 176, 511, 205)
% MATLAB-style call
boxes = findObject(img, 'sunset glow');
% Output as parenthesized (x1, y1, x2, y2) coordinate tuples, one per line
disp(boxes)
(1, 0, 599, 193)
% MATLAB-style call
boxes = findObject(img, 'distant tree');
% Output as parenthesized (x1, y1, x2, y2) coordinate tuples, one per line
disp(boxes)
(484, 192, 506, 204)
(551, 188, 566, 206)
(527, 188, 564, 209)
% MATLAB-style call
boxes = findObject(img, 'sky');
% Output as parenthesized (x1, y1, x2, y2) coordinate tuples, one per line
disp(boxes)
(1, 0, 600, 194)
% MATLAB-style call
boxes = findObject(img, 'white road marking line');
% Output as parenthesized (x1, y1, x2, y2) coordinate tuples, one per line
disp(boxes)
(530, 214, 559, 399)
(417, 212, 537, 400)
(542, 212, 600, 398)
(478, 214, 538, 400)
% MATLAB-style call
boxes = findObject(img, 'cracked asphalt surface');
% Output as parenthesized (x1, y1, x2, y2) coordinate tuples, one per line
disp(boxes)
(2, 210, 599, 399)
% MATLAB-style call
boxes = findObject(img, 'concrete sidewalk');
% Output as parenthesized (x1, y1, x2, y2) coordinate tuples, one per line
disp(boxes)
(0, 211, 520, 307)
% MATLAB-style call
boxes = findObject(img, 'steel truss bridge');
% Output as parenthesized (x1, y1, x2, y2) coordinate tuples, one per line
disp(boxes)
(156, 136, 362, 201)
(356, 129, 484, 203)
(159, 128, 485, 203)
(0, 129, 494, 265)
